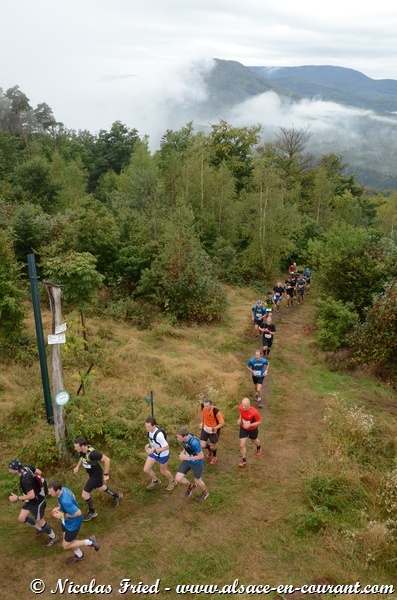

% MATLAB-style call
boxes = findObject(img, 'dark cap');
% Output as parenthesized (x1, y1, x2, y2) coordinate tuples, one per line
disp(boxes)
(8, 459, 22, 471)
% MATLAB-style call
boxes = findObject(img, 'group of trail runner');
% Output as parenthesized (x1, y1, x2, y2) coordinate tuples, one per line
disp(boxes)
(7, 263, 311, 564)
(246, 263, 312, 456)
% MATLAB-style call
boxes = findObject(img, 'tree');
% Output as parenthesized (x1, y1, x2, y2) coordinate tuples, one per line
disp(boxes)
(11, 155, 60, 212)
(307, 223, 384, 314)
(89, 121, 139, 190)
(33, 102, 61, 149)
(51, 151, 88, 210)
(9, 202, 53, 263)
(0, 230, 26, 344)
(53, 197, 121, 277)
(374, 192, 397, 237)
(268, 126, 313, 190)
(349, 281, 397, 371)
(315, 298, 359, 351)
(157, 122, 196, 205)
(209, 120, 261, 193)
(41, 250, 104, 349)
(239, 151, 300, 279)
(138, 202, 227, 322)
(0, 130, 25, 179)
(5, 85, 32, 151)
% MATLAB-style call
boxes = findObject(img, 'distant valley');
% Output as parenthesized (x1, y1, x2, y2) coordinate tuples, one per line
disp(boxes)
(192, 59, 397, 190)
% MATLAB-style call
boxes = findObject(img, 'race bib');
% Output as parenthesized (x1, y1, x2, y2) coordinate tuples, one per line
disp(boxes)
(254, 370, 261, 376)
(204, 425, 213, 434)
(242, 419, 251, 429)
(255, 312, 262, 318)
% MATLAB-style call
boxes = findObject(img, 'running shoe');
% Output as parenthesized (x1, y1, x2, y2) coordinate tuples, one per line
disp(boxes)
(112, 492, 123, 507)
(184, 483, 197, 497)
(44, 534, 60, 548)
(238, 459, 247, 467)
(165, 479, 177, 491)
(83, 510, 98, 522)
(89, 535, 100, 551)
(67, 553, 85, 564)
(209, 456, 218, 465)
(206, 449, 213, 459)
(256, 447, 263, 456)
(199, 490, 209, 501)
(146, 479, 161, 491)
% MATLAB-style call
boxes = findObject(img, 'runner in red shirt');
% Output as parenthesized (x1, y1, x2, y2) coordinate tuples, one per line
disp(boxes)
(237, 398, 262, 467)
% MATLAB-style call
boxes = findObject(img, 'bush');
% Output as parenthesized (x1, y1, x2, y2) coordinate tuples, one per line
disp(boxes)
(349, 281, 397, 372)
(315, 298, 359, 351)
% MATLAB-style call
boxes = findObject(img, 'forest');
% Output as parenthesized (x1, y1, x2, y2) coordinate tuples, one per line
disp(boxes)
(1, 84, 397, 374)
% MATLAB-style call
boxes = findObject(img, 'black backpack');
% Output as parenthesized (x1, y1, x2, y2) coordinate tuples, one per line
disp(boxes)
(149, 427, 168, 446)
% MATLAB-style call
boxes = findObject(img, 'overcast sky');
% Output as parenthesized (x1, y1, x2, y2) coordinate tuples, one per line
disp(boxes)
(2, 0, 397, 148)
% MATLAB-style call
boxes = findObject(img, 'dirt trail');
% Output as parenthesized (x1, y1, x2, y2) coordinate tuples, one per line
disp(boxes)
(225, 291, 326, 509)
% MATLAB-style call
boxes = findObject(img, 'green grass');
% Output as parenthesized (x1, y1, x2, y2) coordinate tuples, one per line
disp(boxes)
(2, 288, 397, 597)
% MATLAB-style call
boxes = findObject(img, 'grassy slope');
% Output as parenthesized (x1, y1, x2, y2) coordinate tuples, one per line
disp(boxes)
(1, 286, 396, 598)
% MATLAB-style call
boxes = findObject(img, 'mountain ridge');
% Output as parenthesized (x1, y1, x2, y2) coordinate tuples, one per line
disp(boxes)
(199, 60, 397, 190)
(247, 64, 397, 114)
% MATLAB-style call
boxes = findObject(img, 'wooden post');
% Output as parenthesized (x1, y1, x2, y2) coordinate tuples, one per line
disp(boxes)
(43, 280, 69, 461)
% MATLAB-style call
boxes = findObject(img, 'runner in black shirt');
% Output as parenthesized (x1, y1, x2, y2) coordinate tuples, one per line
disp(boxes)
(8, 460, 59, 548)
(260, 315, 276, 359)
(73, 437, 123, 521)
(273, 282, 285, 312)
(285, 276, 296, 307)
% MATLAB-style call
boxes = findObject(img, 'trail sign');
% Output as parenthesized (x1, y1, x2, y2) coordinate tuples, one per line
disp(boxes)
(48, 334, 66, 345)
(55, 390, 70, 406)
(55, 323, 67, 334)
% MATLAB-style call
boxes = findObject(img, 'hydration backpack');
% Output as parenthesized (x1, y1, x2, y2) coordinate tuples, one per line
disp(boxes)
(23, 466, 48, 498)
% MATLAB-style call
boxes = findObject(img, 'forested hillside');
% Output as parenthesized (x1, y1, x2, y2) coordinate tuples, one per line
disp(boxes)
(1, 82, 397, 596)
(1, 83, 397, 376)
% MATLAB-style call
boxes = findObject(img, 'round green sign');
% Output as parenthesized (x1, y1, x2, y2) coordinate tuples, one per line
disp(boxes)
(55, 390, 70, 406)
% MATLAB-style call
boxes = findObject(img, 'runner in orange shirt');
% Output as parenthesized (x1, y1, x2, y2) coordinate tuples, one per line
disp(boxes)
(199, 399, 225, 465)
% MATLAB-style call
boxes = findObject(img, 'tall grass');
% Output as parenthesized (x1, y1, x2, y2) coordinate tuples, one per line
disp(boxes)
(1, 289, 397, 597)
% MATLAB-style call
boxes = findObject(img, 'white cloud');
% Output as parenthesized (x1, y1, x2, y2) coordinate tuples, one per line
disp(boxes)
(1, 0, 397, 143)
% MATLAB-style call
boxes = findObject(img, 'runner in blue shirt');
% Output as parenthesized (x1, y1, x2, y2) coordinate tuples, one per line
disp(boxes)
(48, 480, 100, 564)
(247, 349, 269, 408)
(251, 300, 267, 339)
(175, 428, 209, 501)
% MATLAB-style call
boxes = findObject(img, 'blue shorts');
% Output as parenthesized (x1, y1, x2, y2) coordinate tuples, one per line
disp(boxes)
(148, 453, 169, 465)
(178, 460, 204, 479)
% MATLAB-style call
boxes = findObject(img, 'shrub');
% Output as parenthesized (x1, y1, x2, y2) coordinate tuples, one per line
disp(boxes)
(315, 298, 359, 351)
(349, 281, 397, 372)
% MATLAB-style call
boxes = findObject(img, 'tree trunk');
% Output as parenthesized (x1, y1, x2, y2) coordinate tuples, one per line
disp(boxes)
(44, 281, 69, 461)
